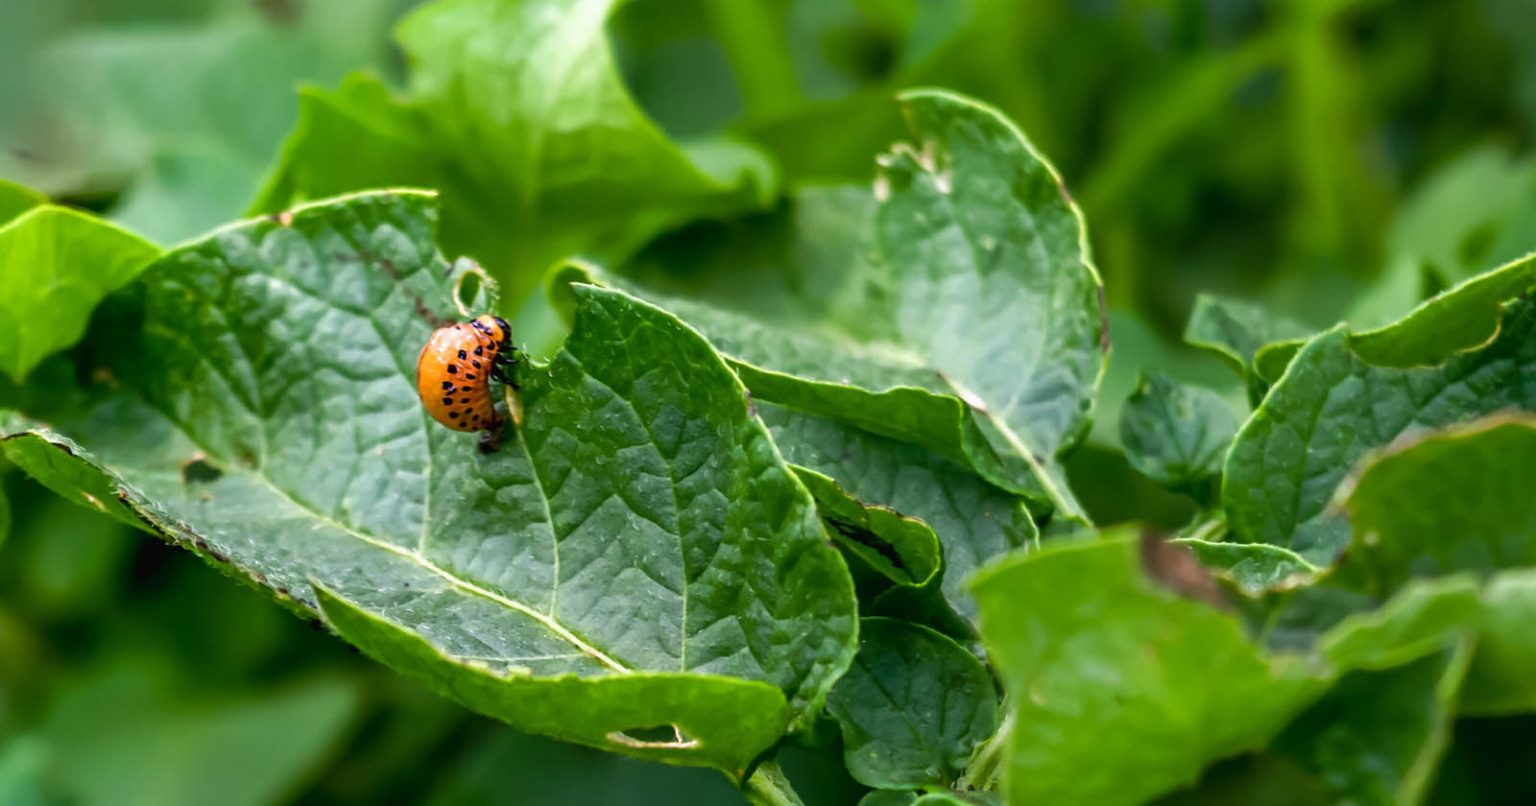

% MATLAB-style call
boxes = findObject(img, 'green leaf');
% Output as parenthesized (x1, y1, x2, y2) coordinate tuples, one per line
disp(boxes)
(825, 618, 998, 790)
(1183, 293, 1310, 402)
(1253, 251, 1536, 383)
(42, 669, 360, 806)
(759, 402, 1036, 627)
(1171, 538, 1319, 596)
(1318, 577, 1482, 672)
(792, 466, 941, 588)
(0, 180, 44, 227)
(258, 0, 773, 308)
(0, 206, 160, 382)
(0, 190, 857, 773)
(1387, 144, 1536, 285)
(32, 7, 402, 243)
(972, 531, 1327, 806)
(1119, 373, 1237, 491)
(1275, 642, 1472, 806)
(0, 737, 51, 806)
(1337, 415, 1536, 594)
(1462, 569, 1536, 715)
(566, 89, 1107, 516)
(1224, 299, 1536, 564)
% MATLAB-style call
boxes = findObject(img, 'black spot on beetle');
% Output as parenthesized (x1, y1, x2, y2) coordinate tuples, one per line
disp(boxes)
(465, 373, 476, 380)
(460, 397, 470, 404)
(458, 349, 468, 360)
(474, 346, 483, 356)
(449, 411, 460, 419)
(442, 397, 454, 406)
(447, 366, 458, 374)
(442, 381, 454, 390)
(472, 360, 481, 368)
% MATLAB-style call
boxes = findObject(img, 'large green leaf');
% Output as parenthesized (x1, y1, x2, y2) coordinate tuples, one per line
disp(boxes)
(1119, 373, 1237, 493)
(256, 0, 773, 309)
(971, 532, 1326, 806)
(564, 89, 1107, 516)
(0, 206, 159, 382)
(1224, 298, 1536, 564)
(1337, 415, 1536, 594)
(759, 402, 1035, 627)
(1274, 577, 1481, 805)
(1275, 643, 1472, 806)
(0, 190, 857, 774)
(825, 618, 998, 791)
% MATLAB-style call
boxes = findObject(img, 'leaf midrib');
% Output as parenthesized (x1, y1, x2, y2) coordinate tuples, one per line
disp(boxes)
(193, 429, 630, 673)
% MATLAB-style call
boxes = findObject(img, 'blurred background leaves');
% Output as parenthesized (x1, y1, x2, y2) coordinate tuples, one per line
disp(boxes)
(3, 0, 1535, 802)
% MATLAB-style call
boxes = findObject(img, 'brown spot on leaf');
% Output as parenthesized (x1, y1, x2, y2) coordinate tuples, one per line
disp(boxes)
(1139, 531, 1226, 609)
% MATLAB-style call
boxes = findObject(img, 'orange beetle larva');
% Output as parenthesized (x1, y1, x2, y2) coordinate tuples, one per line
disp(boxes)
(416, 315, 518, 451)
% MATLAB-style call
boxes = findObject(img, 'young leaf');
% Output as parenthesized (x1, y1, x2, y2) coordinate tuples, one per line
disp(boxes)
(825, 618, 998, 791)
(0, 191, 856, 774)
(1171, 538, 1319, 595)
(563, 88, 1107, 517)
(1336, 415, 1536, 594)
(759, 403, 1036, 627)
(1119, 373, 1237, 492)
(257, 0, 773, 307)
(971, 532, 1327, 806)
(0, 206, 160, 382)
(1184, 293, 1310, 402)
(792, 467, 941, 588)
(1224, 299, 1536, 565)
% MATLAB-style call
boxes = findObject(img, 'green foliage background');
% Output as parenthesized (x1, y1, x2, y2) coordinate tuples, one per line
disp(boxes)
(2, 0, 1535, 803)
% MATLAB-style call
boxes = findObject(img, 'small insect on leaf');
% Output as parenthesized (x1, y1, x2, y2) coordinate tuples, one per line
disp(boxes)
(415, 314, 521, 449)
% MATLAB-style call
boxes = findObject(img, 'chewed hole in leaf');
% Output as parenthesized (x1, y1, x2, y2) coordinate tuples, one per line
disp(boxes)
(180, 454, 223, 485)
(607, 725, 699, 750)
(824, 517, 908, 575)
(450, 257, 496, 318)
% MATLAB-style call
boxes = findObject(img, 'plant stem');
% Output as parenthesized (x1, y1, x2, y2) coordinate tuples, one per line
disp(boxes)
(701, 0, 801, 120)
(742, 760, 806, 806)
(958, 713, 1012, 792)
